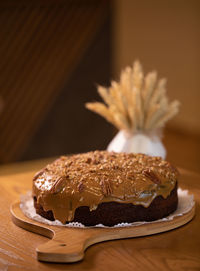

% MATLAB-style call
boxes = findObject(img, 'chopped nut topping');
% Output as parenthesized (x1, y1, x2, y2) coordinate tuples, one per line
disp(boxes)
(100, 178, 113, 196)
(77, 182, 84, 193)
(85, 157, 92, 164)
(33, 169, 44, 181)
(50, 176, 66, 194)
(142, 169, 161, 184)
(33, 151, 178, 198)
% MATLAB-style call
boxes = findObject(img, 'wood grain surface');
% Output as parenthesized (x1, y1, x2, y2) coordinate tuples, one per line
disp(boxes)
(0, 161, 200, 270)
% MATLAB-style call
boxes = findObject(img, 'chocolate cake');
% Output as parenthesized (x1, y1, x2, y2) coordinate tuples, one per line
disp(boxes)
(32, 151, 179, 226)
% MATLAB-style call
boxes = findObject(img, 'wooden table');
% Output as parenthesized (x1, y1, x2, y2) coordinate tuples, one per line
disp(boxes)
(0, 159, 200, 271)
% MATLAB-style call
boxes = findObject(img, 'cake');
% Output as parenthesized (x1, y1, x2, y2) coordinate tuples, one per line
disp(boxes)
(32, 151, 179, 226)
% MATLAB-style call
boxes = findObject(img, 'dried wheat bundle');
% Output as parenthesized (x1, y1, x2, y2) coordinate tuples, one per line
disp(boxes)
(85, 61, 180, 133)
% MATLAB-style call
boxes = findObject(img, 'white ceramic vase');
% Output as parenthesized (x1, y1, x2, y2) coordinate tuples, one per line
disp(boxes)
(107, 130, 166, 159)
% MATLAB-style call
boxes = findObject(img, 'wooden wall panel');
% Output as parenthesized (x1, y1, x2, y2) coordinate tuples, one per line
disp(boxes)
(0, 0, 110, 163)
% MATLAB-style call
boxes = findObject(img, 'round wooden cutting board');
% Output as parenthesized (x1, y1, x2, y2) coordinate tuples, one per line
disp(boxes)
(10, 201, 195, 263)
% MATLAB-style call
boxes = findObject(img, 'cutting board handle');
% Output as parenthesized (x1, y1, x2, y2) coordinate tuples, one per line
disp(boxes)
(36, 227, 123, 262)
(37, 230, 86, 262)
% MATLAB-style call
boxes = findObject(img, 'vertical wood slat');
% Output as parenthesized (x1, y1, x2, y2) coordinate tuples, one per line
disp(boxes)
(0, 1, 109, 163)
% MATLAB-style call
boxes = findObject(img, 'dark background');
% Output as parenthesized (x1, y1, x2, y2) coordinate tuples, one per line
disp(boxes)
(0, 0, 113, 163)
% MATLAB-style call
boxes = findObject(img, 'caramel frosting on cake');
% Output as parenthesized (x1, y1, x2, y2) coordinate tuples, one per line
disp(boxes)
(32, 151, 179, 224)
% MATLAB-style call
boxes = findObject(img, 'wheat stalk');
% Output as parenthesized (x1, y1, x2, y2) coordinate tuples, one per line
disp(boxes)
(85, 61, 180, 133)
